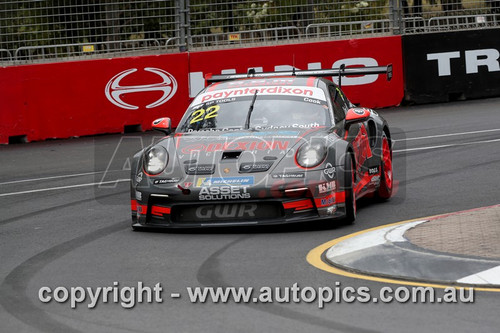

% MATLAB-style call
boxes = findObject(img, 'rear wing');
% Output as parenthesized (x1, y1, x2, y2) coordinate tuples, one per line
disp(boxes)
(206, 64, 392, 86)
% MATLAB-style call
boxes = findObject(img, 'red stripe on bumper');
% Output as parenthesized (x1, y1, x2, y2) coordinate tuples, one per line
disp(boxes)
(137, 204, 148, 214)
(151, 206, 171, 216)
(283, 199, 314, 211)
(335, 191, 345, 203)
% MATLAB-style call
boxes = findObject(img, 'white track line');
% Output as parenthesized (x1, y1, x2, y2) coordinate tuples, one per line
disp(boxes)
(394, 138, 500, 153)
(326, 220, 427, 258)
(0, 179, 130, 197)
(397, 128, 500, 142)
(457, 265, 500, 285)
(385, 220, 428, 242)
(326, 226, 391, 258)
(0, 170, 125, 186)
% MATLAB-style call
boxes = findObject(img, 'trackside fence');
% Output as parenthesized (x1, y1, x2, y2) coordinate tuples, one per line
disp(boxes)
(1, 0, 499, 65)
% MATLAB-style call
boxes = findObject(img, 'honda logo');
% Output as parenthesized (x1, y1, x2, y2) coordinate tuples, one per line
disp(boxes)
(105, 67, 177, 110)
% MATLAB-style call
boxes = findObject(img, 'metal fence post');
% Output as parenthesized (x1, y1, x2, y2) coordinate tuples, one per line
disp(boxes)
(185, 0, 192, 51)
(393, 0, 401, 35)
(177, 0, 188, 52)
(389, 0, 403, 35)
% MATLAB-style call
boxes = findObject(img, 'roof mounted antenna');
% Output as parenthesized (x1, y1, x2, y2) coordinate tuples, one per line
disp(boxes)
(338, 64, 346, 88)
(292, 54, 296, 76)
(247, 68, 256, 77)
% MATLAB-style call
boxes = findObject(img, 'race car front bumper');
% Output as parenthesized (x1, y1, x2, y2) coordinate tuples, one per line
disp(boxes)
(131, 192, 348, 229)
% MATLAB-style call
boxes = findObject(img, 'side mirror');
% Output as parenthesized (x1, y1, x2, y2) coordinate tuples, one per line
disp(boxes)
(345, 108, 371, 129)
(152, 117, 172, 135)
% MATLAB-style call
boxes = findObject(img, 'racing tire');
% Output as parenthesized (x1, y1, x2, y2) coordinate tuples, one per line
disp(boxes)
(376, 134, 393, 200)
(344, 152, 356, 224)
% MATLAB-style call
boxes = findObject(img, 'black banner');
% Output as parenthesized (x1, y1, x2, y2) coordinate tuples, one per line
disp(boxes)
(403, 28, 500, 104)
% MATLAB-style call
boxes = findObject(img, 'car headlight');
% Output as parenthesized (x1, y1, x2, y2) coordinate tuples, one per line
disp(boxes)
(143, 146, 168, 175)
(295, 142, 327, 168)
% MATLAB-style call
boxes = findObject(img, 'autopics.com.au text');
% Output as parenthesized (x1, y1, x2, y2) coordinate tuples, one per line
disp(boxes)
(38, 281, 474, 309)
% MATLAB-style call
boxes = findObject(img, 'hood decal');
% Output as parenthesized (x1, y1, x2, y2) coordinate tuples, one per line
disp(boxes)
(172, 127, 333, 175)
(181, 140, 290, 154)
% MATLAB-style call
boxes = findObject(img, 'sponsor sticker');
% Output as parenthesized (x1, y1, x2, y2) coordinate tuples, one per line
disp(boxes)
(254, 123, 321, 130)
(185, 164, 215, 175)
(135, 171, 143, 183)
(368, 166, 379, 175)
(239, 162, 273, 173)
(153, 178, 180, 185)
(196, 176, 254, 187)
(370, 175, 381, 186)
(199, 185, 251, 201)
(318, 181, 336, 194)
(319, 193, 335, 207)
(192, 86, 327, 105)
(241, 164, 252, 172)
(272, 173, 305, 179)
(195, 203, 258, 219)
(221, 130, 299, 137)
(323, 163, 336, 179)
(135, 191, 142, 201)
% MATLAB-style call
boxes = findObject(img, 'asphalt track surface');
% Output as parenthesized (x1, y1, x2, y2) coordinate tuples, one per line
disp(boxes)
(1, 97, 500, 333)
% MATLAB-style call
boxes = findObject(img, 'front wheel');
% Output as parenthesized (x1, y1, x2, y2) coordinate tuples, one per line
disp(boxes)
(344, 152, 356, 224)
(377, 135, 393, 200)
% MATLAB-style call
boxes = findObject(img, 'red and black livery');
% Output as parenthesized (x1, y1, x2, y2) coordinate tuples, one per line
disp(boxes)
(130, 66, 393, 229)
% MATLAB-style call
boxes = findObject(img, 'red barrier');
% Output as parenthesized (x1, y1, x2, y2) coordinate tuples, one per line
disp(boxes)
(0, 36, 403, 144)
(0, 54, 190, 144)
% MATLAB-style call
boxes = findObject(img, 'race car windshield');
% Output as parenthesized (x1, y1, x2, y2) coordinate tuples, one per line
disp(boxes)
(177, 94, 331, 133)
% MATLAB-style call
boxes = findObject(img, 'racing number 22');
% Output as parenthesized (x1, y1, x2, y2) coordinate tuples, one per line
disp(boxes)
(190, 105, 220, 124)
